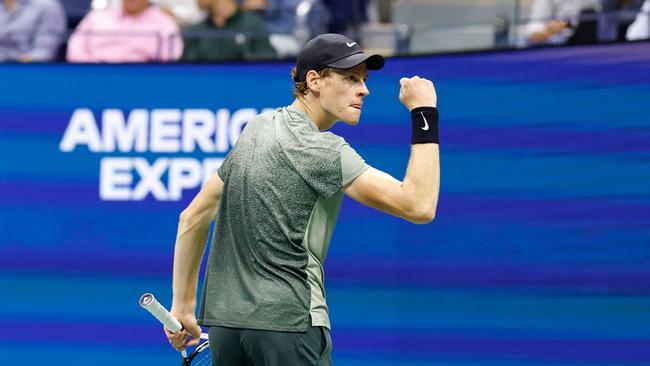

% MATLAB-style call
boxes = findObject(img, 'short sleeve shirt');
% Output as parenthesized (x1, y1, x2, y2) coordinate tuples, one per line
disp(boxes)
(198, 106, 369, 332)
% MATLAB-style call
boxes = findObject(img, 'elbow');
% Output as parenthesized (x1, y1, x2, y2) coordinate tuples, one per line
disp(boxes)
(411, 209, 436, 224)
(405, 203, 437, 224)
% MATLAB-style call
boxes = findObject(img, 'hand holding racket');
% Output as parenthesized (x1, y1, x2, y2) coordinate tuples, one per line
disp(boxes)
(139, 293, 214, 366)
(165, 308, 202, 352)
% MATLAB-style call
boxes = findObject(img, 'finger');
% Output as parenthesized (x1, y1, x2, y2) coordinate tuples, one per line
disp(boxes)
(173, 342, 186, 352)
(164, 326, 183, 337)
(179, 329, 189, 343)
(165, 327, 181, 339)
(166, 329, 188, 346)
(188, 324, 202, 339)
(169, 336, 187, 352)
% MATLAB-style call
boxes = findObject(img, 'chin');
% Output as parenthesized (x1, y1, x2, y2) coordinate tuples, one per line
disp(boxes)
(339, 111, 361, 125)
(340, 118, 360, 126)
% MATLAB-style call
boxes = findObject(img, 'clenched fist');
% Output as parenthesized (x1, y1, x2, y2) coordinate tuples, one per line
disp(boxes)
(399, 76, 437, 111)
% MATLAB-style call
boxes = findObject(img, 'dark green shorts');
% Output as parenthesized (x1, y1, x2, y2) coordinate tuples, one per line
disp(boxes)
(207, 325, 332, 366)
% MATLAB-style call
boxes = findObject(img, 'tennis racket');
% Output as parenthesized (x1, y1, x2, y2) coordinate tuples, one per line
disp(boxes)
(139, 293, 213, 366)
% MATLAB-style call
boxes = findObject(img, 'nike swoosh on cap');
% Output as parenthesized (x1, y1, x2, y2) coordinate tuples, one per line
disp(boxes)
(346, 42, 357, 47)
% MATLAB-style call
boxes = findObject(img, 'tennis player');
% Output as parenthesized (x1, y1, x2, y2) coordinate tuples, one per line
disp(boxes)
(165, 33, 440, 365)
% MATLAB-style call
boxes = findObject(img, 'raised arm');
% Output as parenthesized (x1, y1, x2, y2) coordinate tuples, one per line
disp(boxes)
(344, 76, 440, 224)
(166, 173, 223, 351)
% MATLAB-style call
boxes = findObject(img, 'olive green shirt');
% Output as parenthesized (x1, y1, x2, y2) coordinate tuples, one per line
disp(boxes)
(198, 106, 369, 332)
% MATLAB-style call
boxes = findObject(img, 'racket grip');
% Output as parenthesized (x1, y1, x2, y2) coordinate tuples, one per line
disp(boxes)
(139, 293, 183, 333)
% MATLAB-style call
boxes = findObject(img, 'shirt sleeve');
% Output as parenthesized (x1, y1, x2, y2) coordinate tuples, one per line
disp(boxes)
(340, 144, 370, 187)
(158, 11, 184, 61)
(217, 147, 235, 181)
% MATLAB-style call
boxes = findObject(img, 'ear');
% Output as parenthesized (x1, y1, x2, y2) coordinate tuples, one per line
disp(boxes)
(305, 70, 321, 92)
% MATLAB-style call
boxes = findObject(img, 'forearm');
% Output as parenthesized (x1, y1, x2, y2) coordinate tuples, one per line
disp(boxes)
(401, 143, 440, 222)
(400, 104, 440, 222)
(172, 194, 222, 313)
(344, 76, 440, 224)
(171, 174, 223, 311)
(171, 210, 212, 311)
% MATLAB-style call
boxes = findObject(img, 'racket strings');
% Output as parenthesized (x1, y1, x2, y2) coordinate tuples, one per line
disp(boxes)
(189, 351, 213, 366)
(187, 342, 214, 366)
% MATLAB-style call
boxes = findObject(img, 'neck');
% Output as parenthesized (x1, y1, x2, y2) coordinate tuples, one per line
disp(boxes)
(291, 96, 337, 131)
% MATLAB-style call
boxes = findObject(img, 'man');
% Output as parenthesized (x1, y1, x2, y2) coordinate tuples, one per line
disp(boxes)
(165, 33, 440, 365)
(181, 0, 275, 61)
(66, 0, 182, 62)
(0, 0, 66, 62)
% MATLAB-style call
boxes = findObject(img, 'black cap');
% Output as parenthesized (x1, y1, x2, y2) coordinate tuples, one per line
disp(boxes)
(294, 33, 385, 82)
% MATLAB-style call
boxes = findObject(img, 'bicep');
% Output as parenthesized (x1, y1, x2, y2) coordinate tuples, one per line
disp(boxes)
(343, 167, 410, 220)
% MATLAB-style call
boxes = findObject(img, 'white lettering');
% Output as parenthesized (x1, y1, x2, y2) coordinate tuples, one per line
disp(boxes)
(150, 109, 181, 152)
(229, 108, 256, 147)
(60, 109, 102, 152)
(215, 109, 230, 153)
(202, 158, 224, 186)
(100, 158, 133, 200)
(168, 158, 202, 200)
(64, 107, 268, 201)
(132, 158, 169, 200)
(182, 109, 215, 153)
(102, 109, 148, 152)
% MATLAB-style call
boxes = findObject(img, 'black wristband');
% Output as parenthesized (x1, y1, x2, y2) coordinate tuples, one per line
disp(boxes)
(411, 107, 439, 144)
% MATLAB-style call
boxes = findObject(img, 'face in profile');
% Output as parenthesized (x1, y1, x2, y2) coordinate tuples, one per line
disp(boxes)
(318, 63, 370, 125)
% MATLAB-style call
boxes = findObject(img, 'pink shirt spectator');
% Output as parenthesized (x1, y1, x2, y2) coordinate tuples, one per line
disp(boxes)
(67, 5, 183, 62)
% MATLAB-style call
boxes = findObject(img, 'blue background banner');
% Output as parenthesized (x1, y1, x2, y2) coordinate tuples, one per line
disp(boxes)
(1, 42, 650, 365)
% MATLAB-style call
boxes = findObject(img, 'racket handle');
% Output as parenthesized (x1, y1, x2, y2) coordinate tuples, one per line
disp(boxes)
(139, 293, 183, 333)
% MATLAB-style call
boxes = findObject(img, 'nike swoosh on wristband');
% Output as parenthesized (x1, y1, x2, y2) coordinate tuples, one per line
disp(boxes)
(420, 112, 429, 131)
(346, 42, 357, 47)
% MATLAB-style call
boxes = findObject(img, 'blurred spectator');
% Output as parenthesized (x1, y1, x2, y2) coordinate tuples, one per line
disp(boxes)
(627, 0, 650, 39)
(151, 0, 206, 26)
(0, 0, 66, 62)
(243, 0, 297, 34)
(323, 0, 367, 40)
(238, 0, 329, 58)
(66, 0, 183, 62)
(241, 0, 264, 13)
(598, 0, 644, 41)
(524, 0, 601, 45)
(181, 0, 275, 61)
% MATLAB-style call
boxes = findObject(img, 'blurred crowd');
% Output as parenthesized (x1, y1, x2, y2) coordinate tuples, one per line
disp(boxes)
(523, 0, 648, 45)
(1, 0, 649, 63)
(1, 0, 372, 62)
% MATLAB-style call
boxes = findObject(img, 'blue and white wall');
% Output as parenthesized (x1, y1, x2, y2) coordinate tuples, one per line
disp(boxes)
(1, 42, 650, 365)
